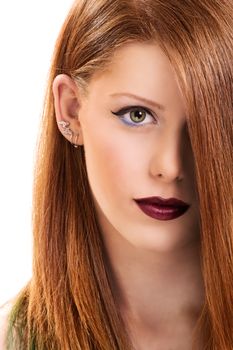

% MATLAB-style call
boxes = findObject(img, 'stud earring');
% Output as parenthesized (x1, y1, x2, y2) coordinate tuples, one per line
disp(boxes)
(58, 120, 79, 148)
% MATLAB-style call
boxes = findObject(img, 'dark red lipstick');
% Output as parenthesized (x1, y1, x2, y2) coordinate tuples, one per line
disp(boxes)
(134, 196, 190, 221)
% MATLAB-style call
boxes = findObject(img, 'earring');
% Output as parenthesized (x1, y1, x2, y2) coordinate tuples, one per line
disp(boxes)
(58, 120, 79, 149)
(71, 133, 79, 148)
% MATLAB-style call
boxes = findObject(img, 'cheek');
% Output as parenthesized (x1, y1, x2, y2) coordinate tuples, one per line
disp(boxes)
(83, 125, 138, 198)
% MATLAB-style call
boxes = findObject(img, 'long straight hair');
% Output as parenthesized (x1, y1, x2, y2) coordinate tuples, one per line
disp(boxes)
(6, 0, 233, 349)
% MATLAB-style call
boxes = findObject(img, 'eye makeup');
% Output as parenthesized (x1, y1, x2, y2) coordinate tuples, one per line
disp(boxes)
(111, 105, 158, 128)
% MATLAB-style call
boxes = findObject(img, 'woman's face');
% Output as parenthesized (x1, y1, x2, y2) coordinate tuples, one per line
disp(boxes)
(77, 42, 200, 252)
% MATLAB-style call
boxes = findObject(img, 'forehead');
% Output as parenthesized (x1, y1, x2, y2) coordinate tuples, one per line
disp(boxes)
(93, 41, 174, 83)
(86, 42, 186, 121)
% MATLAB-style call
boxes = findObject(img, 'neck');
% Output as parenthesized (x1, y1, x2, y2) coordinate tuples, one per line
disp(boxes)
(103, 230, 205, 334)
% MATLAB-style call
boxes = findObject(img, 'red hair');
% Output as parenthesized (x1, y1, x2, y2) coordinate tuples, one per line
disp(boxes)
(5, 0, 233, 349)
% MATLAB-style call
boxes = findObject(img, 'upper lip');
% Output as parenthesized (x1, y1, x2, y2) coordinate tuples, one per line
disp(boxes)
(134, 196, 190, 207)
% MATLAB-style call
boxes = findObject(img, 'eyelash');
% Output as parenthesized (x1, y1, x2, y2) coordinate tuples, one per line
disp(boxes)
(111, 105, 158, 128)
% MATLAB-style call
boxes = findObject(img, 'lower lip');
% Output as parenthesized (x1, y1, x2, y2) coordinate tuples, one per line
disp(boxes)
(135, 202, 190, 221)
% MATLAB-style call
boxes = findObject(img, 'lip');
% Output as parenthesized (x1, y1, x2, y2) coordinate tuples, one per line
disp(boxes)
(134, 196, 189, 207)
(134, 196, 190, 221)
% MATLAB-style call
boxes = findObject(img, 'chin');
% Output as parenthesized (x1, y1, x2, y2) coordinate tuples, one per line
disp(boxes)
(125, 228, 200, 253)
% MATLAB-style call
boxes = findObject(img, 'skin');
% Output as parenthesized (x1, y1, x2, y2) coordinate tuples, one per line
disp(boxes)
(53, 42, 205, 349)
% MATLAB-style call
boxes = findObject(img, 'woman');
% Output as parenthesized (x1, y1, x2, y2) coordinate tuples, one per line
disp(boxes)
(1, 0, 232, 349)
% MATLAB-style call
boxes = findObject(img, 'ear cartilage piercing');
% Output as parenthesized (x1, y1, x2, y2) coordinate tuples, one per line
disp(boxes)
(58, 120, 79, 148)
(58, 121, 70, 128)
(58, 121, 72, 138)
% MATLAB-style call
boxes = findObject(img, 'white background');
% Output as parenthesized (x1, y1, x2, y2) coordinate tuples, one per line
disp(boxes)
(0, 0, 74, 306)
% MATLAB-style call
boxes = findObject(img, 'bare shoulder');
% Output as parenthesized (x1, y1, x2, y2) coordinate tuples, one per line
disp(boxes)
(0, 301, 13, 350)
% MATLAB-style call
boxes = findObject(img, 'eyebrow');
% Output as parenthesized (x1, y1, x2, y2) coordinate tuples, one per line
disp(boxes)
(110, 92, 165, 111)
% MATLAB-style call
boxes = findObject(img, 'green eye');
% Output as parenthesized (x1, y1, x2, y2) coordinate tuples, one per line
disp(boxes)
(111, 105, 157, 128)
(130, 109, 146, 123)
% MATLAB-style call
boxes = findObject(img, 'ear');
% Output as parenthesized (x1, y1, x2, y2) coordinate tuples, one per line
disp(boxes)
(52, 74, 84, 145)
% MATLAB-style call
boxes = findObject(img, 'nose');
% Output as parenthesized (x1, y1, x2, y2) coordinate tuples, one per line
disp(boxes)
(149, 135, 185, 183)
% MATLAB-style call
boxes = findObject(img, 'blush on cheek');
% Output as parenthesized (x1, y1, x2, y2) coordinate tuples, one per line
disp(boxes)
(83, 122, 139, 198)
(88, 144, 126, 194)
(105, 148, 123, 173)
